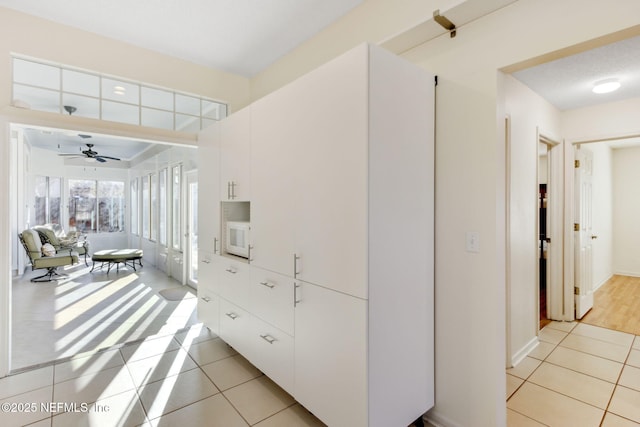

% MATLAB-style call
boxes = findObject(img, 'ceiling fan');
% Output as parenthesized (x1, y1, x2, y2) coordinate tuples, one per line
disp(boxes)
(59, 139, 121, 163)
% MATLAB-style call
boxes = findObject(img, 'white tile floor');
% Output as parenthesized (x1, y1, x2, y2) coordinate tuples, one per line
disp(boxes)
(0, 324, 327, 427)
(507, 321, 640, 426)
(8, 262, 429, 426)
(12, 262, 198, 370)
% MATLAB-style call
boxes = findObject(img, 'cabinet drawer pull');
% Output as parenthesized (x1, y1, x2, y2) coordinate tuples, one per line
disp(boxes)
(214, 237, 218, 254)
(225, 312, 238, 320)
(259, 281, 275, 289)
(225, 268, 237, 274)
(260, 334, 276, 344)
(201, 296, 211, 302)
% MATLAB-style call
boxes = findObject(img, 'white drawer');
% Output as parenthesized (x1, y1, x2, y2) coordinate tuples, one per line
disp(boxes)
(219, 298, 254, 356)
(248, 267, 295, 335)
(198, 251, 218, 293)
(197, 290, 219, 335)
(247, 317, 294, 394)
(217, 258, 251, 308)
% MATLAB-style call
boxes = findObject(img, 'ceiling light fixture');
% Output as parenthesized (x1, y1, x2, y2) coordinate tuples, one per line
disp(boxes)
(592, 78, 621, 94)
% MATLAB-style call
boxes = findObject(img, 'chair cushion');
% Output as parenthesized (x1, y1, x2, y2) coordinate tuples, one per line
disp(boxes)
(33, 251, 79, 268)
(33, 226, 61, 248)
(21, 229, 43, 260)
(41, 243, 56, 257)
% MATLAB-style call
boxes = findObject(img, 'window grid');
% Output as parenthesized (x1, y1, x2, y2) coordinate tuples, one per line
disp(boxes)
(12, 56, 227, 131)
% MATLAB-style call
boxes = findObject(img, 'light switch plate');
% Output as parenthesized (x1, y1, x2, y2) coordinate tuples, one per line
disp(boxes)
(466, 231, 480, 253)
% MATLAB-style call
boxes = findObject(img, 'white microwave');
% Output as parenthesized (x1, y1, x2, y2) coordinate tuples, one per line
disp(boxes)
(225, 221, 250, 258)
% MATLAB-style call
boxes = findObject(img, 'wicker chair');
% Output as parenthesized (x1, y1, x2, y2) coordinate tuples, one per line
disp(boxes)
(19, 229, 79, 282)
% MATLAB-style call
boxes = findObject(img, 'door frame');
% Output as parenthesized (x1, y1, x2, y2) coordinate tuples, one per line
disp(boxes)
(185, 170, 198, 289)
(537, 132, 565, 324)
(564, 132, 640, 323)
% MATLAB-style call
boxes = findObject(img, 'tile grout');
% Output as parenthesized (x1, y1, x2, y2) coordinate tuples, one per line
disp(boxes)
(508, 321, 640, 425)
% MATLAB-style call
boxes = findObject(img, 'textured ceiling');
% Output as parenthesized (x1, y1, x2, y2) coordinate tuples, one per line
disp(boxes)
(0, 0, 362, 77)
(513, 35, 640, 111)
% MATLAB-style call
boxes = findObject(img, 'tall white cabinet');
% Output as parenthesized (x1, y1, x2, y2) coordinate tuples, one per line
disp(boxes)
(198, 43, 434, 427)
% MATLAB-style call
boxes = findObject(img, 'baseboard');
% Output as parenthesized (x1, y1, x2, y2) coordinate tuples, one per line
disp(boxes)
(593, 274, 613, 292)
(424, 409, 464, 427)
(510, 336, 539, 368)
(613, 270, 640, 278)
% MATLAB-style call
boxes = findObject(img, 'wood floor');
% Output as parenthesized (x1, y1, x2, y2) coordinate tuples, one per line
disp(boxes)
(580, 274, 640, 336)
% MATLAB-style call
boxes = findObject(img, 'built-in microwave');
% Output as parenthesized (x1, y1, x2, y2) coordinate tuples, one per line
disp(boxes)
(225, 221, 250, 258)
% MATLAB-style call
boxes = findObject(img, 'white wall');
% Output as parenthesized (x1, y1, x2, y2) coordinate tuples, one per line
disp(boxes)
(503, 75, 562, 364)
(613, 146, 640, 276)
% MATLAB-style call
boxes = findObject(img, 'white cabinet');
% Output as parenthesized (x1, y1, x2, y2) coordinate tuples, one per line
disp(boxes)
(197, 251, 219, 334)
(290, 49, 369, 299)
(197, 124, 221, 254)
(250, 88, 296, 275)
(216, 257, 250, 309)
(220, 106, 251, 201)
(294, 281, 367, 427)
(220, 298, 294, 394)
(248, 266, 294, 335)
(201, 43, 434, 427)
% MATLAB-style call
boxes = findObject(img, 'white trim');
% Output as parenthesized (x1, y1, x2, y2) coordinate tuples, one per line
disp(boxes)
(425, 410, 465, 427)
(0, 118, 12, 377)
(511, 336, 539, 368)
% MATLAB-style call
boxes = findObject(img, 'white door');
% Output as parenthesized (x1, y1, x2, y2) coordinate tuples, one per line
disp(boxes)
(186, 171, 198, 289)
(575, 147, 594, 318)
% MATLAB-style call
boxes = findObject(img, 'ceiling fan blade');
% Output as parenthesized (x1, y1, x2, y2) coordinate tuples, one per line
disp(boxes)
(95, 157, 107, 163)
(96, 156, 121, 161)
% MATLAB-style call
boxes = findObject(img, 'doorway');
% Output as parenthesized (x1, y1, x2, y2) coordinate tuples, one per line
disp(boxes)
(538, 141, 551, 329)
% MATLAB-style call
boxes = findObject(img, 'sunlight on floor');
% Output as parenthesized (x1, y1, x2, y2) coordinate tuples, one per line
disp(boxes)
(54, 274, 139, 329)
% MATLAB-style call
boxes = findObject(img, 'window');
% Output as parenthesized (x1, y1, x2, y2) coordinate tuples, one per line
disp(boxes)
(97, 181, 125, 232)
(34, 176, 61, 225)
(159, 169, 168, 245)
(12, 56, 227, 130)
(130, 178, 139, 235)
(151, 173, 158, 241)
(172, 165, 182, 250)
(142, 176, 150, 239)
(69, 179, 124, 233)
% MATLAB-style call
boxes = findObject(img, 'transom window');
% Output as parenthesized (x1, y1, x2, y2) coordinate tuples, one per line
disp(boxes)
(12, 56, 228, 131)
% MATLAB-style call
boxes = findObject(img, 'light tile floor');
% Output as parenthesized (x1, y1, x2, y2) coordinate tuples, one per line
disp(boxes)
(9, 264, 430, 427)
(507, 321, 640, 426)
(12, 262, 198, 370)
(0, 324, 328, 427)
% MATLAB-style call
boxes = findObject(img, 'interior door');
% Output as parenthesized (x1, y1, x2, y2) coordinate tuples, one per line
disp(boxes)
(186, 171, 198, 289)
(575, 147, 594, 318)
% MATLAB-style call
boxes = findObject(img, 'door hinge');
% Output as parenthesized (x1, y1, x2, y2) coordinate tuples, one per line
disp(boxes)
(574, 223, 580, 231)
(575, 159, 580, 168)
(574, 286, 580, 295)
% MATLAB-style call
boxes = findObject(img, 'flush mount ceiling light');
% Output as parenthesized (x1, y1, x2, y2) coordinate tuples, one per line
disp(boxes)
(592, 78, 621, 94)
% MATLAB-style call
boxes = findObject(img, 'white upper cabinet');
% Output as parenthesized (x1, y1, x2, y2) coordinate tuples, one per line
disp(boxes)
(197, 124, 221, 254)
(219, 106, 251, 201)
(291, 47, 369, 298)
(249, 88, 297, 275)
